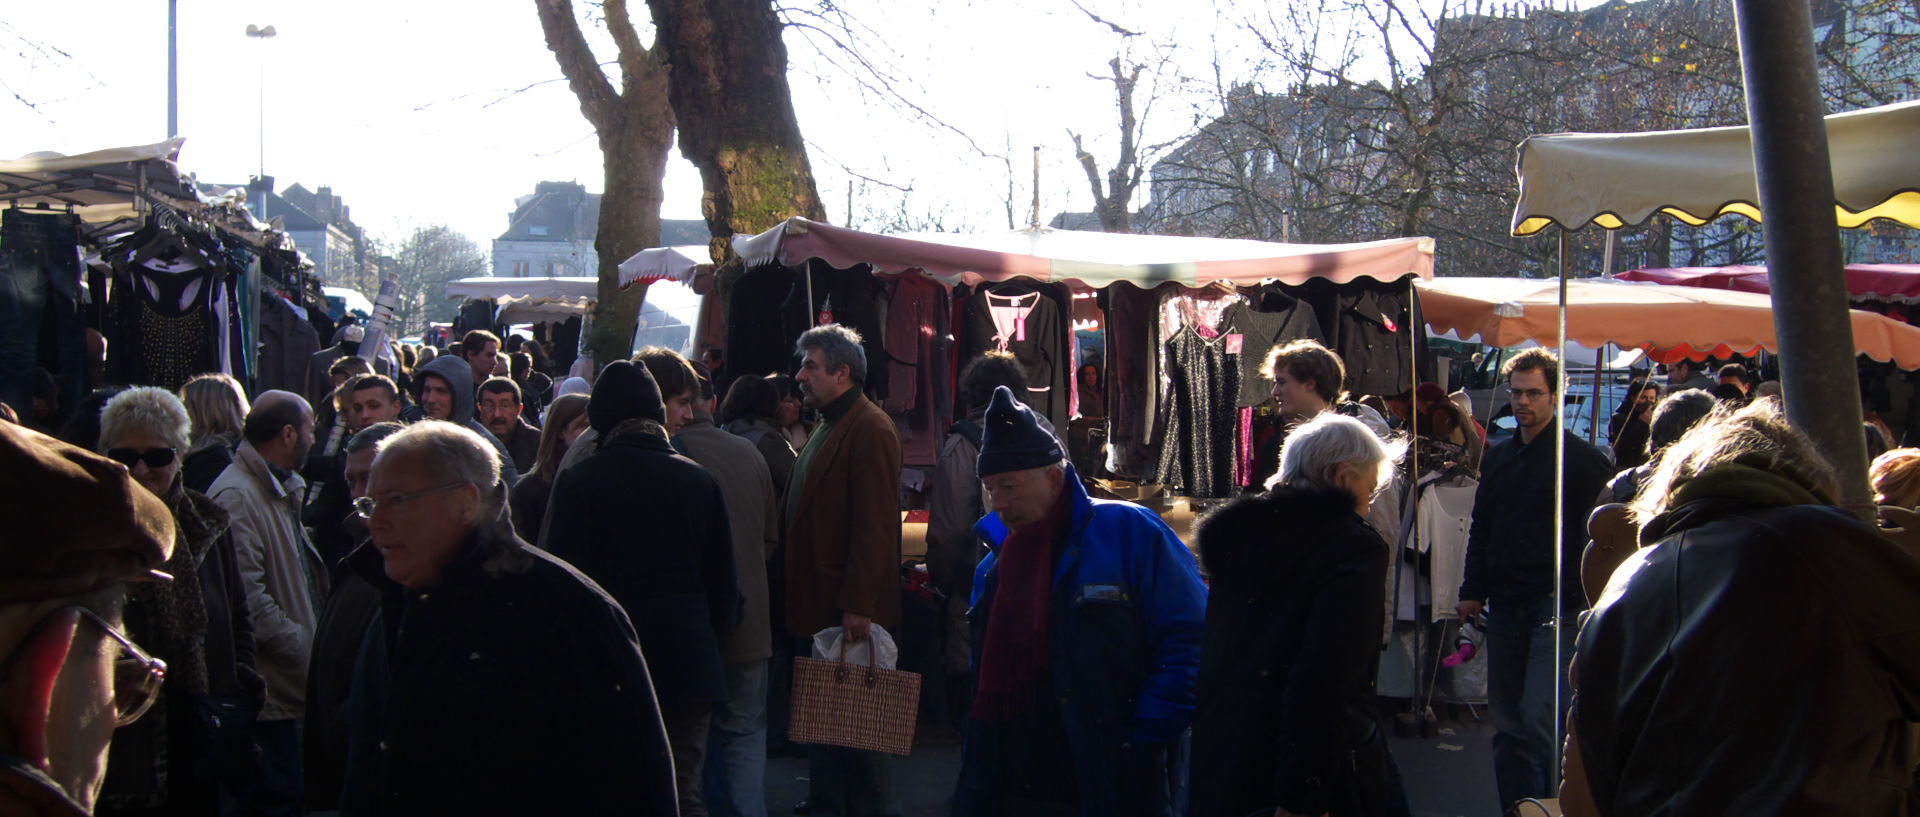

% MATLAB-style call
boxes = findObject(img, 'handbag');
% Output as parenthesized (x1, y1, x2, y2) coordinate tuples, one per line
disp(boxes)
(789, 639, 922, 756)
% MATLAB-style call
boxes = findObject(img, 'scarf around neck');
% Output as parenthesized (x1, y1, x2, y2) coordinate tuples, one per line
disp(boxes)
(971, 483, 1075, 722)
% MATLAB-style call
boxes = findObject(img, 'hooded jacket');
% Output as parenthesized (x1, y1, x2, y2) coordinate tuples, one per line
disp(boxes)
(1189, 485, 1398, 817)
(1574, 492, 1920, 816)
(412, 355, 519, 487)
(952, 465, 1207, 817)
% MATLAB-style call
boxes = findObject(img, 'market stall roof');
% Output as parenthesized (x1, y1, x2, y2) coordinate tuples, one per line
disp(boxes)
(723, 217, 1434, 289)
(445, 276, 598, 324)
(1418, 276, 1920, 369)
(616, 244, 709, 289)
(0, 138, 198, 227)
(1615, 263, 1920, 304)
(1510, 99, 1920, 236)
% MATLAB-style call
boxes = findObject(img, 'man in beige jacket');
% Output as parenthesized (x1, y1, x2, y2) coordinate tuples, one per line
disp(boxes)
(207, 390, 325, 816)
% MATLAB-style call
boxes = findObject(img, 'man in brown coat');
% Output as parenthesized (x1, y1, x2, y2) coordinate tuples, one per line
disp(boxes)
(784, 323, 903, 817)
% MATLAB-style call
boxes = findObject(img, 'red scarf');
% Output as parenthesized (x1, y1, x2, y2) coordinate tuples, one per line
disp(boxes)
(971, 486, 1074, 722)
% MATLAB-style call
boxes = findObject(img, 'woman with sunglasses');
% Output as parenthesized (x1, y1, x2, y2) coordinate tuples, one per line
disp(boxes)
(96, 387, 265, 814)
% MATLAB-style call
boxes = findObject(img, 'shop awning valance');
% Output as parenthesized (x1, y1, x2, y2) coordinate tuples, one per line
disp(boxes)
(0, 138, 197, 226)
(616, 245, 710, 289)
(1511, 99, 1920, 236)
(719, 217, 1434, 289)
(1418, 276, 1920, 369)
(1616, 263, 1920, 304)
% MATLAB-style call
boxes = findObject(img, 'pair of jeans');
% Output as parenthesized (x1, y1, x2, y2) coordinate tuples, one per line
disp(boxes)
(1484, 597, 1575, 810)
(704, 660, 770, 817)
(0, 209, 85, 422)
(241, 717, 302, 817)
(807, 745, 899, 817)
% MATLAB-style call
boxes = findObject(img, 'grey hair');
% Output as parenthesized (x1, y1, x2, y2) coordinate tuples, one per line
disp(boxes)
(795, 324, 867, 383)
(99, 386, 192, 454)
(372, 421, 501, 521)
(1269, 413, 1406, 497)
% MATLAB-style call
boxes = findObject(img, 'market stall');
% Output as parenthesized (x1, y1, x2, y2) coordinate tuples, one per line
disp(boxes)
(0, 139, 326, 422)
(692, 217, 1436, 485)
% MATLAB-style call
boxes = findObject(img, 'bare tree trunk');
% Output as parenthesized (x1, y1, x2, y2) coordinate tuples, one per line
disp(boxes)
(647, 0, 825, 263)
(536, 0, 675, 369)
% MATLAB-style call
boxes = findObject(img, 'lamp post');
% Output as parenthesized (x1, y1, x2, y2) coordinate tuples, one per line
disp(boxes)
(244, 23, 277, 178)
(167, 0, 178, 139)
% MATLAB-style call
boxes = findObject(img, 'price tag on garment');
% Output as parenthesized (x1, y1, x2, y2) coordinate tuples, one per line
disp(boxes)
(818, 307, 834, 326)
(1225, 334, 1244, 354)
(1383, 315, 1399, 332)
(1015, 316, 1027, 342)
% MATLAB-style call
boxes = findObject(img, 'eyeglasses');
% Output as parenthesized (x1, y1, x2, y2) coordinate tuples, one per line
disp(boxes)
(70, 606, 167, 727)
(105, 447, 177, 470)
(1507, 387, 1552, 402)
(353, 481, 469, 519)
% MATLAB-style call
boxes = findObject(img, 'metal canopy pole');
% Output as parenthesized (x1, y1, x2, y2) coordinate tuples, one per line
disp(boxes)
(1732, 0, 1873, 510)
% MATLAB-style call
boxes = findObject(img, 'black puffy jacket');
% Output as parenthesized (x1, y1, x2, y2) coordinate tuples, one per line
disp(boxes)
(1189, 485, 1401, 817)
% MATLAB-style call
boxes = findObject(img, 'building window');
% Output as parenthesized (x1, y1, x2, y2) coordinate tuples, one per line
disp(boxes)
(513, 261, 530, 277)
(529, 225, 550, 236)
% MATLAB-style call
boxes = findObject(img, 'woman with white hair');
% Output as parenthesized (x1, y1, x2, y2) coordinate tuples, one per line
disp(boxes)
(95, 386, 263, 811)
(1190, 413, 1410, 817)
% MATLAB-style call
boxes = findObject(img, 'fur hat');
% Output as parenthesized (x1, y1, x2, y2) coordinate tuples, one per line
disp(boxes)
(977, 386, 1065, 477)
(0, 423, 174, 602)
(588, 359, 665, 433)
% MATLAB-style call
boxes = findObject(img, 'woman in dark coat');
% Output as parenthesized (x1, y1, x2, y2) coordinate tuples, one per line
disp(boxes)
(95, 386, 264, 815)
(1191, 413, 1409, 817)
(1607, 379, 1659, 470)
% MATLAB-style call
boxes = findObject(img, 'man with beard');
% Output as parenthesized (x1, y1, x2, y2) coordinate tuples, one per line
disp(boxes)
(478, 377, 540, 474)
(206, 391, 326, 815)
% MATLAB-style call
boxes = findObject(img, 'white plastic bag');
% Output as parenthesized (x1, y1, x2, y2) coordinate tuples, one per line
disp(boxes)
(811, 624, 899, 670)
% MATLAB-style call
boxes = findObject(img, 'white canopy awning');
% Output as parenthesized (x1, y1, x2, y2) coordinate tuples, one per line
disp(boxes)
(446, 277, 599, 324)
(1511, 99, 1920, 235)
(616, 245, 710, 289)
(0, 138, 198, 227)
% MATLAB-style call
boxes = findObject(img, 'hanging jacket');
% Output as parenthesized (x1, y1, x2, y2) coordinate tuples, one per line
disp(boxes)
(952, 465, 1208, 817)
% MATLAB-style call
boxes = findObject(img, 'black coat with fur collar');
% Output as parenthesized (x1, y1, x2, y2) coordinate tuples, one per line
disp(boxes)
(1189, 485, 1397, 817)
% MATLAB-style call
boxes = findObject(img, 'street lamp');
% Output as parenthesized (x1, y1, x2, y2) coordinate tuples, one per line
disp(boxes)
(245, 24, 277, 179)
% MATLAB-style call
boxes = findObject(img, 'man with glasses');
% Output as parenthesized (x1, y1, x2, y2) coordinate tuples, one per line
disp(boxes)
(0, 421, 175, 815)
(338, 420, 677, 814)
(1454, 348, 1612, 811)
(206, 390, 325, 816)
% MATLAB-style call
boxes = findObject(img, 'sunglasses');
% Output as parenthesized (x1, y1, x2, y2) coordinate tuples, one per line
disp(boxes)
(105, 447, 177, 470)
(69, 606, 167, 727)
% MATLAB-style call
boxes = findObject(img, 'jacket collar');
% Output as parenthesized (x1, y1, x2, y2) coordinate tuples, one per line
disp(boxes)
(348, 513, 532, 597)
(789, 393, 878, 516)
(235, 440, 303, 500)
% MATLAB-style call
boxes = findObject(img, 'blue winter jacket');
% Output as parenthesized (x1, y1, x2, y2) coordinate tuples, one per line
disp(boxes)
(953, 465, 1208, 817)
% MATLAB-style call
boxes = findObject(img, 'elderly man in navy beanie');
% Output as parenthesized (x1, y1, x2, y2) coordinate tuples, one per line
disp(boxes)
(543, 359, 739, 816)
(950, 386, 1208, 817)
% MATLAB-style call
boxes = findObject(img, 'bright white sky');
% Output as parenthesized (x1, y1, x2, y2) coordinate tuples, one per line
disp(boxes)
(2, 0, 1606, 257)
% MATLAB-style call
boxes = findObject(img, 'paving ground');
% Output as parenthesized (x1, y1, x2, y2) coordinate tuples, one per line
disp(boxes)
(766, 705, 1503, 817)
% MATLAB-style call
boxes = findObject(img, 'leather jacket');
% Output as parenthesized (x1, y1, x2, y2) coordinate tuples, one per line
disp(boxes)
(1574, 497, 1920, 815)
